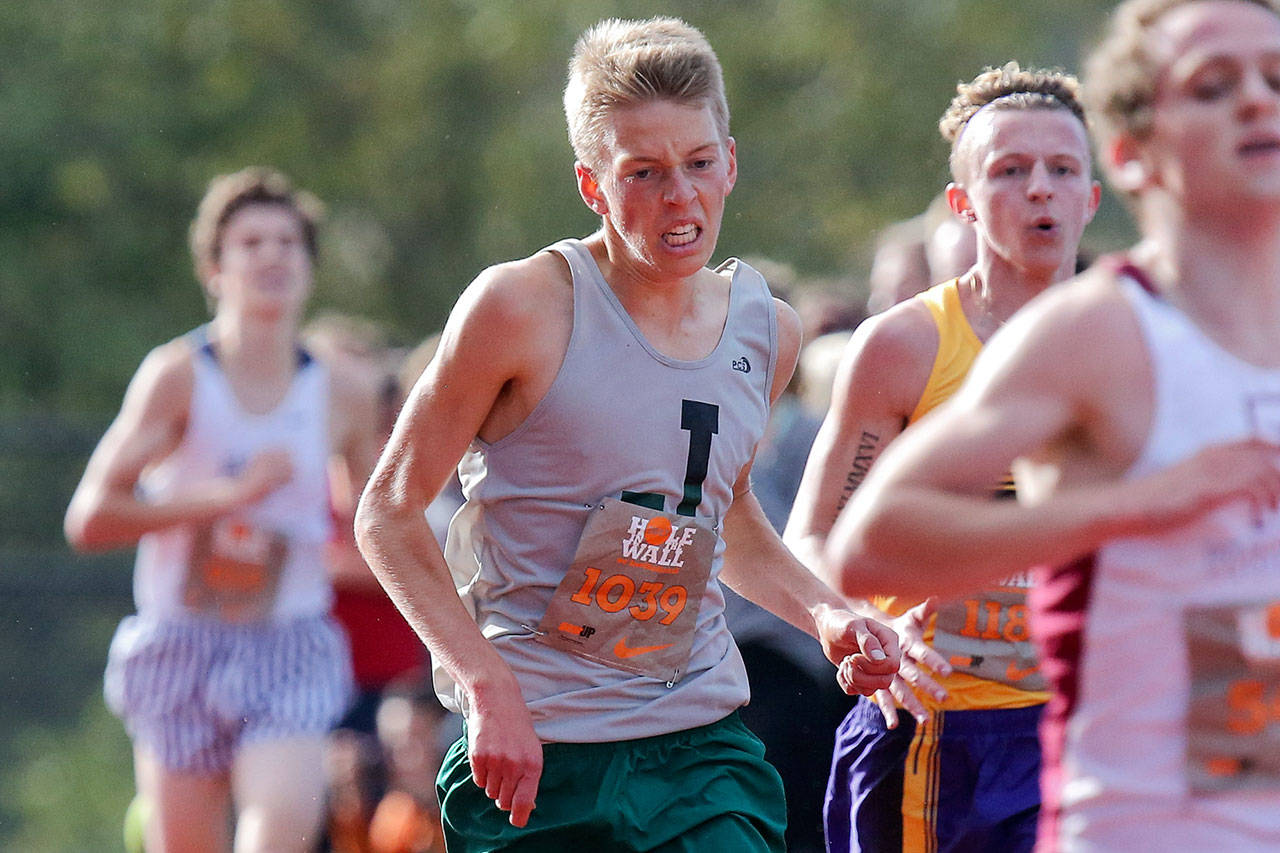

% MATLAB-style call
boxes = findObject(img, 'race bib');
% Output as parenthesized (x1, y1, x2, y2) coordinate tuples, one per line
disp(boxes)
(1186, 600, 1280, 794)
(184, 519, 287, 623)
(537, 498, 715, 682)
(931, 574, 1044, 691)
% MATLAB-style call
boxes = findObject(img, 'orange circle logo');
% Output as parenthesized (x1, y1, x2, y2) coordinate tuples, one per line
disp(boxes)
(643, 517, 672, 545)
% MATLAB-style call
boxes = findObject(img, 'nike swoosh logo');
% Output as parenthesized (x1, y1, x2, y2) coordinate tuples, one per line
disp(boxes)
(614, 638, 675, 659)
(1005, 661, 1039, 681)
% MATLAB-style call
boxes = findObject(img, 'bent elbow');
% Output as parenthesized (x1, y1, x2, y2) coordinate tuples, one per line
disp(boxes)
(64, 509, 109, 553)
(823, 511, 894, 599)
(353, 488, 396, 559)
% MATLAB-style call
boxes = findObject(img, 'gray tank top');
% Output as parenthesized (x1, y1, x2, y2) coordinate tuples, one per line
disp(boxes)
(436, 238, 778, 742)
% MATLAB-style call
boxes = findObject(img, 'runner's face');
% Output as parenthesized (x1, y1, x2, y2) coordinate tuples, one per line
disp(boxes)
(953, 108, 1099, 279)
(589, 99, 736, 281)
(1142, 1, 1280, 209)
(212, 203, 313, 320)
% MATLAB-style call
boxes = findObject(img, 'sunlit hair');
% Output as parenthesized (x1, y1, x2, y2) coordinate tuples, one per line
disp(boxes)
(940, 62, 1087, 179)
(1083, 0, 1280, 151)
(564, 17, 730, 170)
(189, 166, 323, 289)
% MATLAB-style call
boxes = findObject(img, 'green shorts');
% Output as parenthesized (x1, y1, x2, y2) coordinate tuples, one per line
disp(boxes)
(437, 711, 786, 852)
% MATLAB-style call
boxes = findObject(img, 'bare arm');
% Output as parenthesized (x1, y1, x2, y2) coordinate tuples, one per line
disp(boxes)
(64, 341, 290, 551)
(355, 257, 568, 828)
(783, 299, 951, 721)
(784, 303, 932, 584)
(719, 300, 899, 694)
(827, 275, 1280, 600)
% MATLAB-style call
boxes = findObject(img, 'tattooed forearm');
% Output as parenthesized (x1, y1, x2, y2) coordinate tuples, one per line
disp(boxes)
(833, 431, 881, 515)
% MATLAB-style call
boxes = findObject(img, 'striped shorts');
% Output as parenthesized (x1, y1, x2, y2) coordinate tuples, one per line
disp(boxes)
(104, 613, 353, 773)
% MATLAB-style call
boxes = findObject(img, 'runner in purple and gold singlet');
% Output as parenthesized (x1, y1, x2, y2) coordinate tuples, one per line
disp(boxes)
(787, 63, 1099, 852)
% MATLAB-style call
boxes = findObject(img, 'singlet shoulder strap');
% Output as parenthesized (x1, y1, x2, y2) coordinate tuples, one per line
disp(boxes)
(182, 324, 313, 369)
(1098, 253, 1160, 296)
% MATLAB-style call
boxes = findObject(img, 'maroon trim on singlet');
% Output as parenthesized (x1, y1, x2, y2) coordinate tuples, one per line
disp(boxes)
(1029, 552, 1100, 853)
(1095, 253, 1160, 296)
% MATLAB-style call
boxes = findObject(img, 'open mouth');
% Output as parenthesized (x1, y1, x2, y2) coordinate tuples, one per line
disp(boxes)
(1239, 137, 1280, 157)
(663, 224, 700, 247)
(1031, 217, 1058, 234)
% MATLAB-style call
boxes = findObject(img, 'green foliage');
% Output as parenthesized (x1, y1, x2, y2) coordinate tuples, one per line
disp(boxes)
(0, 691, 135, 853)
(2, 0, 1130, 416)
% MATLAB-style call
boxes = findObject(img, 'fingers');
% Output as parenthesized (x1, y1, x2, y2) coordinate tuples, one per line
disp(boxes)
(873, 688, 900, 729)
(888, 674, 929, 724)
(904, 641, 952, 680)
(894, 655, 948, 715)
(508, 772, 541, 828)
(859, 618, 901, 669)
(470, 749, 543, 827)
(837, 653, 895, 695)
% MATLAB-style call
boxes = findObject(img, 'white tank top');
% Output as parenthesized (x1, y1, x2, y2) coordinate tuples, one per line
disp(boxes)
(436, 239, 777, 742)
(132, 329, 334, 622)
(1037, 270, 1280, 851)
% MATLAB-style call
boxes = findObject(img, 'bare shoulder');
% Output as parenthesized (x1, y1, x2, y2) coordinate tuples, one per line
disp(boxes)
(833, 297, 939, 415)
(124, 336, 197, 420)
(326, 355, 380, 429)
(771, 296, 802, 402)
(854, 297, 940, 375)
(423, 248, 574, 443)
(455, 251, 572, 334)
(982, 267, 1145, 391)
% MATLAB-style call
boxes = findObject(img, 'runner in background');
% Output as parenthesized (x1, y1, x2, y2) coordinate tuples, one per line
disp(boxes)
(787, 62, 1099, 851)
(65, 167, 380, 852)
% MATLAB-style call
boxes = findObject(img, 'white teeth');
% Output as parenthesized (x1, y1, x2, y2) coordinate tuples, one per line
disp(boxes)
(665, 224, 698, 246)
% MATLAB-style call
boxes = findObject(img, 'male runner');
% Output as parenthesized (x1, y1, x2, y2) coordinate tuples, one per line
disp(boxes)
(786, 63, 1099, 852)
(825, 0, 1280, 848)
(65, 168, 380, 852)
(354, 17, 898, 852)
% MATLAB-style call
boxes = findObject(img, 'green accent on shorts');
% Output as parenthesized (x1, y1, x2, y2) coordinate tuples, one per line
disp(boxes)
(437, 711, 787, 852)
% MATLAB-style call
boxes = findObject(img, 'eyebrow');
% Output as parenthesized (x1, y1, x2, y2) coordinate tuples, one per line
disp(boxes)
(619, 142, 721, 163)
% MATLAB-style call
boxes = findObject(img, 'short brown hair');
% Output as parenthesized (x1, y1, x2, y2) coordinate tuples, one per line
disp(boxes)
(940, 62, 1086, 179)
(564, 17, 729, 170)
(188, 166, 323, 286)
(1083, 0, 1280, 150)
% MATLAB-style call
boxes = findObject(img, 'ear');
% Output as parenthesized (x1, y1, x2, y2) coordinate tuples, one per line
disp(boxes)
(945, 183, 976, 222)
(575, 162, 608, 216)
(1107, 134, 1150, 194)
(1085, 180, 1103, 224)
(724, 136, 738, 195)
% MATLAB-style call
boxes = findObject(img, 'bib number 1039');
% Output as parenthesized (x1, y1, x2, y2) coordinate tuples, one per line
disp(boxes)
(571, 566, 687, 625)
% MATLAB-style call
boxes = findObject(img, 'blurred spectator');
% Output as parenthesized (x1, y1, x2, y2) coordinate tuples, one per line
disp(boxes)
(866, 193, 978, 316)
(305, 321, 468, 853)
(367, 677, 453, 853)
(303, 314, 426, 740)
(865, 216, 930, 315)
(923, 191, 978, 283)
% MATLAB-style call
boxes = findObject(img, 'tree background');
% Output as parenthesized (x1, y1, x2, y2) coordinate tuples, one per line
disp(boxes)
(1, 1, 1132, 848)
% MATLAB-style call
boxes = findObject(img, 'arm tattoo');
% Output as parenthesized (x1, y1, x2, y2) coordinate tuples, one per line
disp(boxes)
(834, 431, 881, 515)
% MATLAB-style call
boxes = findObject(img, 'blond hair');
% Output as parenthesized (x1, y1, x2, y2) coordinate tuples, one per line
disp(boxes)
(564, 17, 729, 170)
(940, 62, 1086, 179)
